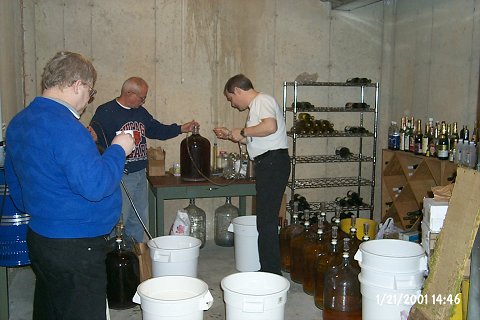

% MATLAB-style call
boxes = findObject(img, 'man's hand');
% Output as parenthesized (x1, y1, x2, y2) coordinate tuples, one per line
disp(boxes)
(112, 132, 135, 156)
(181, 120, 199, 133)
(213, 127, 231, 140)
(86, 125, 98, 142)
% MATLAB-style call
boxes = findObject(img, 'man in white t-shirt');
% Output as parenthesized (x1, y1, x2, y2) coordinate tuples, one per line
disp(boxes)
(214, 74, 290, 275)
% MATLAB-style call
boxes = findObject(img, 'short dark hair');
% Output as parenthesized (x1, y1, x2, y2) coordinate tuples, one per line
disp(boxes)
(224, 74, 254, 94)
(41, 51, 97, 90)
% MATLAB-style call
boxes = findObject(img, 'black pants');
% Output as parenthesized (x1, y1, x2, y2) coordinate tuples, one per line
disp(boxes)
(254, 149, 291, 274)
(27, 228, 108, 320)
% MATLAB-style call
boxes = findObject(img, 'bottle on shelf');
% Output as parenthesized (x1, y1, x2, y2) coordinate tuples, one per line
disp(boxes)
(428, 125, 438, 158)
(279, 202, 304, 272)
(302, 226, 329, 295)
(404, 117, 411, 152)
(414, 119, 423, 155)
(422, 122, 431, 156)
(322, 251, 362, 320)
(470, 141, 478, 168)
(437, 121, 449, 160)
(214, 197, 239, 247)
(388, 121, 400, 150)
(184, 198, 206, 248)
(455, 139, 463, 165)
(449, 122, 459, 162)
(399, 117, 406, 151)
(472, 121, 478, 143)
(409, 116, 415, 153)
(460, 125, 470, 141)
(314, 226, 340, 309)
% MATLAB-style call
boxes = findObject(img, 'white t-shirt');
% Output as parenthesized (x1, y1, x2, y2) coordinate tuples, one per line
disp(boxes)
(246, 93, 288, 159)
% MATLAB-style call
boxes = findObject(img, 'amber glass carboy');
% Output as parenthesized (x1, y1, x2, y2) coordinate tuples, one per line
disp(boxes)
(279, 201, 303, 272)
(323, 251, 362, 320)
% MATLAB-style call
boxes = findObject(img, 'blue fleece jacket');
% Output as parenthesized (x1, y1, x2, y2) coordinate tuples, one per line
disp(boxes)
(90, 99, 181, 173)
(5, 97, 126, 238)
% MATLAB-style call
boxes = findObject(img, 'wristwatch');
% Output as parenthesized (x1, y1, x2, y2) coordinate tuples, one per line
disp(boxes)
(240, 128, 247, 138)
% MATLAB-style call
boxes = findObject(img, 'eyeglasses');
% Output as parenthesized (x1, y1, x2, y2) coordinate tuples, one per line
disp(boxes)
(129, 91, 147, 103)
(83, 83, 97, 98)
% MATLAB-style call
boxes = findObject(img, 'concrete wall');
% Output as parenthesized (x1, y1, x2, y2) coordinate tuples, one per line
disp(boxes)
(0, 0, 478, 235)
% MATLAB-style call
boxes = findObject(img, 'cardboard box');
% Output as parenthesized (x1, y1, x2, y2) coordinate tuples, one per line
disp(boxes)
(423, 197, 449, 232)
(147, 147, 165, 176)
(421, 221, 440, 256)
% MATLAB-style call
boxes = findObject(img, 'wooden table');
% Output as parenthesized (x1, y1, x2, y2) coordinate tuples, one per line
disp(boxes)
(147, 174, 256, 237)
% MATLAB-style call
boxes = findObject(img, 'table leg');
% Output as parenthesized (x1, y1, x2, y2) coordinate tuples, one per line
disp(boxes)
(239, 196, 247, 216)
(0, 266, 8, 320)
(148, 185, 157, 238)
(156, 194, 165, 237)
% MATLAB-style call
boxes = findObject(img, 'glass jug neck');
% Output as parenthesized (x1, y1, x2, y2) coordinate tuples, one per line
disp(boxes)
(192, 125, 200, 135)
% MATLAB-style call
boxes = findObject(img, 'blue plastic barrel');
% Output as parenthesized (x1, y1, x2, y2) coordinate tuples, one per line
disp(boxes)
(0, 186, 30, 267)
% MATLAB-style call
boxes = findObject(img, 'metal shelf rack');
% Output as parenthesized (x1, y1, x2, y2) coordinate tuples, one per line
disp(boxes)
(283, 80, 379, 219)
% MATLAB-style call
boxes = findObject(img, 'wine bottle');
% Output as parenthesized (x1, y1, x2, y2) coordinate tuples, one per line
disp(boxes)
(414, 119, 423, 155)
(409, 116, 415, 153)
(399, 117, 406, 151)
(404, 118, 411, 152)
(437, 121, 449, 160)
(422, 122, 430, 156)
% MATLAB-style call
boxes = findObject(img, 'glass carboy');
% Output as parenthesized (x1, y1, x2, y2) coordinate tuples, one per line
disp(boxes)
(184, 198, 206, 248)
(214, 197, 239, 247)
(180, 125, 211, 181)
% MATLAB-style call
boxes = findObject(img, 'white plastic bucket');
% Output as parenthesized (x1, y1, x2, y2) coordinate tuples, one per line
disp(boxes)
(359, 274, 421, 320)
(358, 262, 425, 290)
(221, 272, 290, 320)
(147, 236, 201, 278)
(354, 239, 427, 273)
(228, 216, 260, 272)
(133, 276, 213, 320)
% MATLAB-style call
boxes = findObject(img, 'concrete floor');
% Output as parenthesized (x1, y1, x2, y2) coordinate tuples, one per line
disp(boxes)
(8, 240, 322, 320)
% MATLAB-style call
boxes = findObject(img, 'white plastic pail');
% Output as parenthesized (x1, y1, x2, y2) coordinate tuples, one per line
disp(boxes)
(228, 216, 260, 272)
(360, 275, 421, 320)
(147, 236, 201, 278)
(133, 276, 213, 320)
(354, 239, 427, 273)
(358, 262, 425, 290)
(221, 272, 290, 320)
(354, 239, 428, 320)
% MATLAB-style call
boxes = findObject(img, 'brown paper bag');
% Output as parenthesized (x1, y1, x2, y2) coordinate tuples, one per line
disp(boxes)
(134, 243, 152, 282)
(147, 147, 166, 176)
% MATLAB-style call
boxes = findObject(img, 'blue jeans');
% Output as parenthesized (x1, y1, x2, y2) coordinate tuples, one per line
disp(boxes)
(121, 170, 148, 243)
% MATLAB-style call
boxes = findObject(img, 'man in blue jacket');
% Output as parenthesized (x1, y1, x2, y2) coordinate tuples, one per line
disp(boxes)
(5, 51, 135, 320)
(90, 77, 197, 243)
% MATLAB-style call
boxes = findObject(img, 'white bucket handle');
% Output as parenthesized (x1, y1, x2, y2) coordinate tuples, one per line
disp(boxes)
(354, 249, 362, 263)
(153, 251, 172, 262)
(242, 298, 265, 313)
(198, 290, 214, 311)
(132, 292, 140, 304)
